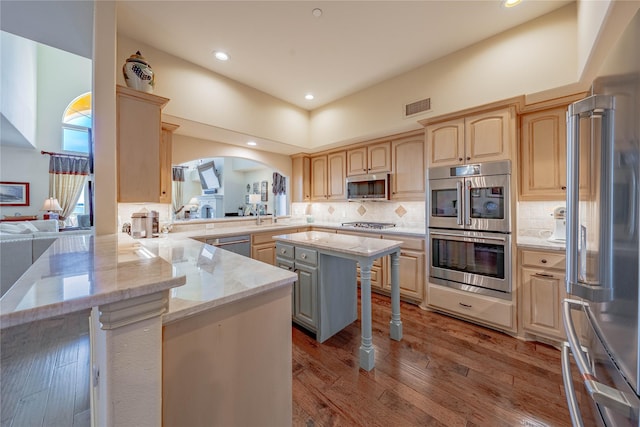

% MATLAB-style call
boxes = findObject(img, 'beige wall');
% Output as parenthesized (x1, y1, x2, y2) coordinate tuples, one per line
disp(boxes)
(117, 35, 310, 150)
(309, 3, 579, 148)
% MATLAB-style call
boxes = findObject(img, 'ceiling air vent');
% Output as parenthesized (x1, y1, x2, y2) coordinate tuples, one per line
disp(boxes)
(404, 98, 431, 117)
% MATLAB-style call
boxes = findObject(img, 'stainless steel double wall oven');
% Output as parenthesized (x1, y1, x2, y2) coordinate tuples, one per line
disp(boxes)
(427, 160, 512, 299)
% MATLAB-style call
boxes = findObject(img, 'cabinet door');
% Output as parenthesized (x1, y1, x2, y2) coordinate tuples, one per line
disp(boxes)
(391, 136, 425, 200)
(367, 142, 391, 174)
(294, 263, 317, 329)
(252, 242, 276, 265)
(521, 267, 565, 339)
(465, 108, 513, 163)
(425, 118, 465, 167)
(346, 147, 367, 176)
(327, 151, 346, 200)
(310, 155, 327, 201)
(160, 122, 178, 204)
(520, 107, 590, 200)
(291, 155, 311, 202)
(116, 86, 169, 203)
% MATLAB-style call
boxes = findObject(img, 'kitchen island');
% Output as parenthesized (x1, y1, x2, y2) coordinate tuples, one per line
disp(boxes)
(274, 231, 403, 371)
(0, 231, 297, 427)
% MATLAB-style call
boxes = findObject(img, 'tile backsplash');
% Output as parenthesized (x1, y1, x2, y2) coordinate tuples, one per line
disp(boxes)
(291, 201, 425, 228)
(517, 201, 566, 238)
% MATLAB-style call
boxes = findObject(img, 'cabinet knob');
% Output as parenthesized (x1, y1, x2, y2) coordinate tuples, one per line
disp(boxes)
(561, 186, 567, 190)
(458, 302, 472, 308)
(458, 157, 463, 161)
(301, 253, 307, 259)
(466, 156, 471, 161)
(540, 259, 547, 264)
(281, 248, 286, 254)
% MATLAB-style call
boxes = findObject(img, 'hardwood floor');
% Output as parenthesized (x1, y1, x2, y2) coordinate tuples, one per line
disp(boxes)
(1, 294, 583, 427)
(292, 293, 580, 427)
(1, 310, 91, 427)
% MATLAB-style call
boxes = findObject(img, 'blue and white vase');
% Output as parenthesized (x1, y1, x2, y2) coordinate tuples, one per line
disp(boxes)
(123, 51, 155, 93)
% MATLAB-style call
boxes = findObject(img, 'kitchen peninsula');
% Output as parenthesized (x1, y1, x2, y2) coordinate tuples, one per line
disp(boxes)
(0, 230, 298, 427)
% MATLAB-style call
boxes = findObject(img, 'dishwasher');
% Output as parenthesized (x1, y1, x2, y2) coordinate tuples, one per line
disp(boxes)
(205, 235, 251, 257)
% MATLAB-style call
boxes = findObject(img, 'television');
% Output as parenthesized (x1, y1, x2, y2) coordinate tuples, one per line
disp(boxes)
(197, 161, 221, 190)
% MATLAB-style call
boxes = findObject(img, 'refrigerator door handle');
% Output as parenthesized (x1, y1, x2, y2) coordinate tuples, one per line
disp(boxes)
(565, 95, 614, 302)
(563, 299, 640, 420)
(561, 342, 585, 427)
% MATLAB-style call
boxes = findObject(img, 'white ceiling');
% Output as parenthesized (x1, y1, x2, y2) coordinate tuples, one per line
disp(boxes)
(116, 0, 573, 110)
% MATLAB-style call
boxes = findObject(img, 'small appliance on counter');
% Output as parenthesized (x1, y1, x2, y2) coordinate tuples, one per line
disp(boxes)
(548, 206, 566, 242)
(131, 209, 159, 238)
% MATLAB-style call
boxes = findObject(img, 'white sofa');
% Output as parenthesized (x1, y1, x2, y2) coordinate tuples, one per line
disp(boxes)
(0, 220, 91, 296)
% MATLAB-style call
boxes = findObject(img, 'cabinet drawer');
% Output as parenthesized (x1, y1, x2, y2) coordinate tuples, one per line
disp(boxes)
(521, 249, 565, 270)
(295, 247, 318, 266)
(275, 243, 294, 260)
(252, 227, 298, 245)
(428, 284, 514, 330)
(276, 258, 294, 271)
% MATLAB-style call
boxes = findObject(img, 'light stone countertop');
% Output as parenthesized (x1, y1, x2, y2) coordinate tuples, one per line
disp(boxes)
(273, 231, 403, 259)
(0, 231, 298, 329)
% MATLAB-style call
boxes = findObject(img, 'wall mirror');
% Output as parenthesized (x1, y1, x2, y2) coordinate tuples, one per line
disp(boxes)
(173, 157, 289, 220)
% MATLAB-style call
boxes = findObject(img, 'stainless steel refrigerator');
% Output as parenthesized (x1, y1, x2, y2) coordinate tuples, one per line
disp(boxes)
(562, 7, 640, 427)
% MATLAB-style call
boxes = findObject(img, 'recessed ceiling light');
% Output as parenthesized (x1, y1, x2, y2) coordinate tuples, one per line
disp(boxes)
(503, 0, 522, 7)
(312, 8, 323, 18)
(213, 51, 229, 61)
(247, 141, 257, 146)
(305, 93, 314, 100)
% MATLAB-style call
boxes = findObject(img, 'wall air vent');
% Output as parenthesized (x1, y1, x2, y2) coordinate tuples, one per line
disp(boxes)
(404, 98, 431, 117)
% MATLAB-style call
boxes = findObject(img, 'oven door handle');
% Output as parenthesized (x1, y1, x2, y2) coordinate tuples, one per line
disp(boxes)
(464, 180, 472, 226)
(456, 181, 463, 226)
(429, 231, 507, 245)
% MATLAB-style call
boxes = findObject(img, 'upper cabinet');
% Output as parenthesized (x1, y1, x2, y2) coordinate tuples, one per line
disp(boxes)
(291, 154, 311, 202)
(425, 106, 515, 168)
(116, 85, 171, 203)
(519, 95, 590, 201)
(310, 152, 346, 201)
(346, 142, 391, 176)
(391, 134, 425, 200)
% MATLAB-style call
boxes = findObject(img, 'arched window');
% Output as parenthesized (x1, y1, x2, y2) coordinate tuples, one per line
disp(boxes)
(62, 92, 91, 153)
(60, 92, 92, 227)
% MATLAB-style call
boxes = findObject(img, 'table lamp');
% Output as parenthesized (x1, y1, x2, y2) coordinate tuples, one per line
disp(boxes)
(41, 197, 62, 220)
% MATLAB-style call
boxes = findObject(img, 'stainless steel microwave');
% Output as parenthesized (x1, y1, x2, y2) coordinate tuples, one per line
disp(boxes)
(346, 173, 390, 201)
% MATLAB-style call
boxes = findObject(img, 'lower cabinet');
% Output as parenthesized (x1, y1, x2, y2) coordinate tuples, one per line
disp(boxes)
(382, 235, 425, 303)
(519, 248, 567, 341)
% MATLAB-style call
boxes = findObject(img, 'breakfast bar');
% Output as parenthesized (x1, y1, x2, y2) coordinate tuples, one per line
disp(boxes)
(273, 231, 403, 371)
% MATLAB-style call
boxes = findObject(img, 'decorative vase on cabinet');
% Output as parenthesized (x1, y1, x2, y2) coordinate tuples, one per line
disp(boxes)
(123, 51, 155, 93)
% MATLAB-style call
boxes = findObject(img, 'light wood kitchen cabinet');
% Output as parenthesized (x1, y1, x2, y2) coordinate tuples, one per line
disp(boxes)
(346, 142, 391, 176)
(425, 106, 515, 168)
(391, 134, 425, 200)
(382, 234, 425, 303)
(116, 85, 170, 203)
(252, 227, 304, 266)
(520, 248, 567, 340)
(519, 106, 591, 200)
(160, 122, 179, 204)
(291, 154, 311, 202)
(310, 151, 346, 201)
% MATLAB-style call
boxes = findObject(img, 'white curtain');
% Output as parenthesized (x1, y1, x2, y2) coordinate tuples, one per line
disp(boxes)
(48, 155, 90, 220)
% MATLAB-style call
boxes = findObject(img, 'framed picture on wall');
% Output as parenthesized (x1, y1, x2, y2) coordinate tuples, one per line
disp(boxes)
(261, 181, 268, 202)
(0, 182, 30, 206)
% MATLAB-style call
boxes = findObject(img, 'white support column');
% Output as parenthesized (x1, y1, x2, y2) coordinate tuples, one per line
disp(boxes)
(90, 291, 169, 427)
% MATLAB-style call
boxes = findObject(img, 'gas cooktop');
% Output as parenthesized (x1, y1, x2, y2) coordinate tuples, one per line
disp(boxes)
(341, 221, 396, 230)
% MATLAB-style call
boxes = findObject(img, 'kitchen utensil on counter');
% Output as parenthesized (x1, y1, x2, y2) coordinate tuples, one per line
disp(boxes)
(131, 209, 159, 238)
(548, 206, 566, 242)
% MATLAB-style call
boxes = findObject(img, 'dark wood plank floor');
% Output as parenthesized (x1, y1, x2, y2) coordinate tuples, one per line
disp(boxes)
(1, 310, 91, 427)
(292, 293, 581, 427)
